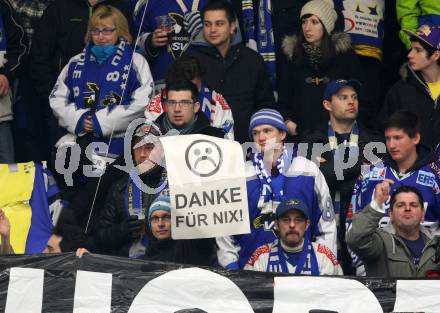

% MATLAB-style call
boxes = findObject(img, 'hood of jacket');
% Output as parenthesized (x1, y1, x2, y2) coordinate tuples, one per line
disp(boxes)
(281, 32, 352, 61)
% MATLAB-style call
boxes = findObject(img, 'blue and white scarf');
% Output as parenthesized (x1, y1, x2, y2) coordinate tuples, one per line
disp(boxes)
(252, 147, 291, 214)
(125, 174, 148, 258)
(327, 121, 359, 160)
(266, 235, 319, 275)
(69, 39, 133, 112)
(242, 0, 276, 88)
(0, 16, 7, 67)
(328, 121, 359, 221)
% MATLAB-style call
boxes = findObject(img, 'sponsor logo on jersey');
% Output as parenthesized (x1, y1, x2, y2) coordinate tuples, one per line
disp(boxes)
(369, 167, 386, 181)
(416, 170, 436, 188)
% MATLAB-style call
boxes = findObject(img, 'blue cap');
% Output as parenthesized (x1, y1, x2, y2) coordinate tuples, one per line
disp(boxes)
(276, 198, 309, 219)
(248, 108, 288, 139)
(323, 79, 361, 101)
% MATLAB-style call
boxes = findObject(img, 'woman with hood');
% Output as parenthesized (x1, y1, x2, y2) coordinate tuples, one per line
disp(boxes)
(277, 0, 365, 136)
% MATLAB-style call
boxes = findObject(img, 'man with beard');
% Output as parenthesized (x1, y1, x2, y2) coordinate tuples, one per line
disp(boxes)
(217, 108, 336, 269)
(244, 198, 342, 275)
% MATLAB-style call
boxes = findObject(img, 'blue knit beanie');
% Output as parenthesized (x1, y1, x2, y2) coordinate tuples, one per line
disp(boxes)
(248, 108, 288, 139)
(147, 194, 171, 225)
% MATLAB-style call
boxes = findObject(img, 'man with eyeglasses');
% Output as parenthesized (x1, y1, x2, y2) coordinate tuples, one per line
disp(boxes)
(244, 198, 343, 275)
(154, 79, 225, 137)
(141, 193, 216, 265)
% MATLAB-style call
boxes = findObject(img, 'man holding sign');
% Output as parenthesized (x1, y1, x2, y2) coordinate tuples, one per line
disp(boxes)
(217, 109, 337, 269)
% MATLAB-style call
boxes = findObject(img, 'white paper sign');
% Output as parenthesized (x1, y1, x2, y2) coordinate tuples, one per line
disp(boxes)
(160, 134, 250, 239)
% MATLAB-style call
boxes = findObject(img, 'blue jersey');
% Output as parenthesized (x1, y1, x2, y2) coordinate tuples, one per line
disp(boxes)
(217, 155, 337, 269)
(348, 161, 440, 227)
(132, 0, 207, 85)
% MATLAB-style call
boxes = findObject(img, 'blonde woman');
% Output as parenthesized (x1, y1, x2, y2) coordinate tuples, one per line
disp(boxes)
(50, 5, 153, 157)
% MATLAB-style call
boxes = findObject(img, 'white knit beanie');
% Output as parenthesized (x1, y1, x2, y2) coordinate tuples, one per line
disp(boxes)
(300, 0, 337, 34)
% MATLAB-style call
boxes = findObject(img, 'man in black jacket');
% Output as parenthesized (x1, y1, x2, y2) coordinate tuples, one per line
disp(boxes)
(93, 80, 224, 257)
(185, 0, 275, 143)
(300, 79, 384, 273)
(381, 24, 440, 149)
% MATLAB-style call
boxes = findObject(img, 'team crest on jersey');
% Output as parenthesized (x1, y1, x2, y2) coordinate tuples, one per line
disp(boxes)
(253, 213, 275, 233)
(369, 167, 386, 181)
(167, 13, 190, 60)
(101, 91, 121, 107)
(416, 170, 436, 188)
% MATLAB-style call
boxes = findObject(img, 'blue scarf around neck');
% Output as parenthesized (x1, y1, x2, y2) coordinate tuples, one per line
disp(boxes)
(266, 235, 319, 275)
(252, 146, 292, 215)
(91, 44, 118, 64)
(69, 39, 133, 112)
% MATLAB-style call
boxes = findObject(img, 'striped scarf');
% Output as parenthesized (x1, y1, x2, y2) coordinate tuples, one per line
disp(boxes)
(252, 146, 291, 214)
(242, 0, 276, 88)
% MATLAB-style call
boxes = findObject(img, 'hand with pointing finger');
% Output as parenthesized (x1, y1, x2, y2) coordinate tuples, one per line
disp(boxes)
(374, 179, 394, 206)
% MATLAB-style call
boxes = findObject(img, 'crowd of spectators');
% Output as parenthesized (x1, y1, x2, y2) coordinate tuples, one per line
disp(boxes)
(1, 0, 440, 278)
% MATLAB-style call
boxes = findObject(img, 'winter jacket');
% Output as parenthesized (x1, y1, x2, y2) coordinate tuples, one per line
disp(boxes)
(0, 0, 27, 122)
(300, 124, 384, 273)
(397, 0, 440, 49)
(95, 168, 165, 257)
(30, 0, 132, 101)
(94, 114, 224, 256)
(141, 237, 216, 266)
(381, 65, 440, 149)
(347, 201, 440, 277)
(185, 35, 275, 143)
(278, 32, 368, 136)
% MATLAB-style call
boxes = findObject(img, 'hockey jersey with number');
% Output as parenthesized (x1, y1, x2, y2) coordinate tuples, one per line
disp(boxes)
(217, 151, 337, 269)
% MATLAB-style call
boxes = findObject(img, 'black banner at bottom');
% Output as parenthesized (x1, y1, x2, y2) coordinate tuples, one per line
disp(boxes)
(0, 253, 439, 312)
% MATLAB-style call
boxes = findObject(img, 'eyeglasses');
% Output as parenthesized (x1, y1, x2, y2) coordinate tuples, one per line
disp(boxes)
(166, 100, 194, 108)
(90, 28, 116, 36)
(150, 214, 171, 223)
